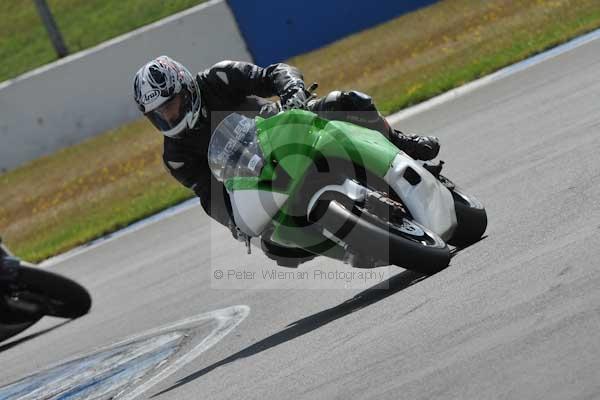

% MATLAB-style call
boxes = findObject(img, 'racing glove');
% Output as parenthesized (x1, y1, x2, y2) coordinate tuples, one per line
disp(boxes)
(280, 86, 309, 110)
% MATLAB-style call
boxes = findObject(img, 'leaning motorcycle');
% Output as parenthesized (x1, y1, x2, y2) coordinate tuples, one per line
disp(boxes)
(0, 239, 91, 342)
(208, 102, 487, 274)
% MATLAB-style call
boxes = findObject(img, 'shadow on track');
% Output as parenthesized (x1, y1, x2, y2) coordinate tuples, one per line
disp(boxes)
(450, 235, 488, 258)
(0, 320, 71, 353)
(153, 269, 431, 397)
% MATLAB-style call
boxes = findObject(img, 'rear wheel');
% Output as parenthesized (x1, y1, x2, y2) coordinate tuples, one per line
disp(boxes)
(0, 308, 42, 343)
(311, 194, 450, 275)
(6, 266, 91, 319)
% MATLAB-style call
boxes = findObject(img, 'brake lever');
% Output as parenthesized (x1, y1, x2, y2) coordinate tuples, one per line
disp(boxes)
(302, 82, 319, 108)
(306, 82, 319, 93)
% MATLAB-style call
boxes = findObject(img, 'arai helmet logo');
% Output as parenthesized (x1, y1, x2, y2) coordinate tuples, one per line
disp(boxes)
(143, 89, 160, 104)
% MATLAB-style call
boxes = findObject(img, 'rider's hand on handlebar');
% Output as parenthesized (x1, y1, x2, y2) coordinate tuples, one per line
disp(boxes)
(280, 87, 309, 111)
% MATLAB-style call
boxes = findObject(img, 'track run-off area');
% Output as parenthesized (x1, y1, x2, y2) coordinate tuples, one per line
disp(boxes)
(1, 31, 600, 399)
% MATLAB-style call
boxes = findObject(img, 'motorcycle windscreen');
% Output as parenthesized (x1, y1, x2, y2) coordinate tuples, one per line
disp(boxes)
(208, 113, 265, 182)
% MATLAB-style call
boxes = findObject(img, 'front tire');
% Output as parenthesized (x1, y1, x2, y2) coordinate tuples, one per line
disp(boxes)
(313, 199, 450, 274)
(447, 185, 487, 247)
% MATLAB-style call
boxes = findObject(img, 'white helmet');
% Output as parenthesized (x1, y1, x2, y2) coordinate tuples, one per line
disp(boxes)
(133, 55, 201, 138)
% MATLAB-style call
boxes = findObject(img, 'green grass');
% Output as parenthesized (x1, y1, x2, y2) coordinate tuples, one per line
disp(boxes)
(0, 0, 206, 82)
(0, 118, 193, 260)
(2, 0, 600, 262)
(374, 4, 600, 112)
(20, 180, 192, 259)
(287, 0, 600, 114)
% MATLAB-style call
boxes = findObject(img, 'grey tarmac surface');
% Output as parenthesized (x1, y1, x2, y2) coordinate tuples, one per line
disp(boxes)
(1, 37, 600, 400)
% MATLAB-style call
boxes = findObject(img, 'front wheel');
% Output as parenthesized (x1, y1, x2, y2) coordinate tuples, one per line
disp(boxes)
(445, 182, 487, 247)
(312, 198, 450, 274)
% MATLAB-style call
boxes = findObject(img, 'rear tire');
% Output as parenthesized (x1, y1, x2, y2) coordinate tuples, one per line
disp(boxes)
(313, 200, 450, 274)
(10, 266, 91, 319)
(0, 312, 42, 343)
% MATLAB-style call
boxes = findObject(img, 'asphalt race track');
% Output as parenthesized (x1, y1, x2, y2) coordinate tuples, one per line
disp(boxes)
(1, 36, 600, 399)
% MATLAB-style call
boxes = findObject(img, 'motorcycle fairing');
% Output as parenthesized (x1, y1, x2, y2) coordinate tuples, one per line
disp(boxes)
(384, 153, 456, 240)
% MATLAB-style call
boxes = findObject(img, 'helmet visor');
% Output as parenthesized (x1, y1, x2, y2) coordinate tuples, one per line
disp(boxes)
(145, 93, 189, 136)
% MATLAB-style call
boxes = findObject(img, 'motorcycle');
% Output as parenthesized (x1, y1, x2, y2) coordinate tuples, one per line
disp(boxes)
(207, 87, 487, 274)
(0, 238, 91, 342)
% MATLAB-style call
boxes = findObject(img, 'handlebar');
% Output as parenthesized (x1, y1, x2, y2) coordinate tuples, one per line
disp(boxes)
(276, 82, 319, 112)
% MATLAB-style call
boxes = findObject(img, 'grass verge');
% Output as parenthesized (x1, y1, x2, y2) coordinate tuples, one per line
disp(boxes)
(2, 0, 600, 261)
(0, 0, 206, 83)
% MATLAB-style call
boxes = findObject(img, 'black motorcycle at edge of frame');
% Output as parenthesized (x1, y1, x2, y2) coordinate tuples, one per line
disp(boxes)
(0, 237, 91, 343)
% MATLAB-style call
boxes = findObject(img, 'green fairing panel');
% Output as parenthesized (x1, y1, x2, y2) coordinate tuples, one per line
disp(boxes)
(225, 112, 317, 192)
(256, 110, 322, 184)
(227, 110, 398, 191)
(315, 120, 399, 176)
(256, 110, 398, 179)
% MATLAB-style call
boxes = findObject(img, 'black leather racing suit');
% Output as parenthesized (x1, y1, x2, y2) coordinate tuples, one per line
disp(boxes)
(163, 60, 416, 228)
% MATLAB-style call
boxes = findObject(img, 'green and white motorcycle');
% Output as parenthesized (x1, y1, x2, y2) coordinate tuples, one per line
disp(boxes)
(208, 108, 487, 274)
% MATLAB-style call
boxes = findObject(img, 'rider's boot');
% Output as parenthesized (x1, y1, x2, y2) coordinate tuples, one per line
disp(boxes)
(389, 129, 440, 161)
